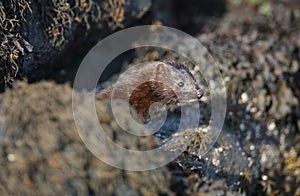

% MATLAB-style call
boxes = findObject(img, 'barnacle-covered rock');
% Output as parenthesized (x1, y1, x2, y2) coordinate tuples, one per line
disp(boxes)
(0, 81, 172, 195)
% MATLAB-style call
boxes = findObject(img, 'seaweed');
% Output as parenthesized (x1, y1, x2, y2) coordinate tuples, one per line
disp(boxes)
(39, 0, 102, 48)
(72, 0, 102, 30)
(102, 0, 125, 30)
(0, 0, 127, 91)
(0, 0, 32, 91)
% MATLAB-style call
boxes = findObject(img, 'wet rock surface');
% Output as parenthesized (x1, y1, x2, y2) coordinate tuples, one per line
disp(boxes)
(198, 4, 300, 195)
(0, 0, 300, 195)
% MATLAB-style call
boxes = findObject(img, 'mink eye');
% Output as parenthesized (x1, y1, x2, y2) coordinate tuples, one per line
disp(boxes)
(178, 82, 184, 87)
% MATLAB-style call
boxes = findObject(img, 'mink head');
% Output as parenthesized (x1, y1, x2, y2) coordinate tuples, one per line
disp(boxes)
(149, 62, 204, 105)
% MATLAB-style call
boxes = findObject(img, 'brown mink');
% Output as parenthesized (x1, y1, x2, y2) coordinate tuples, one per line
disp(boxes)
(96, 61, 204, 121)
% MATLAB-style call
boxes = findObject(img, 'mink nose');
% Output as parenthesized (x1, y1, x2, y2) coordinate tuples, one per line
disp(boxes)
(196, 89, 204, 99)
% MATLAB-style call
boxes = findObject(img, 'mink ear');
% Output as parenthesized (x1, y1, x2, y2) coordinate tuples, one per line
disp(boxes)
(152, 63, 168, 80)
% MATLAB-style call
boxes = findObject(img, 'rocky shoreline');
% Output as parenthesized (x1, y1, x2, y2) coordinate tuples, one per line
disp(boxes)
(0, 0, 299, 195)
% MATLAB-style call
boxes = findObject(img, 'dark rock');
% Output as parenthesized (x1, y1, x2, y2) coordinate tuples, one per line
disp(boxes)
(0, 0, 152, 90)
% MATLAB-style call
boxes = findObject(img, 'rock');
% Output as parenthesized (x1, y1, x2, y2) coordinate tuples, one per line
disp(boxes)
(0, 81, 172, 195)
(0, 0, 152, 90)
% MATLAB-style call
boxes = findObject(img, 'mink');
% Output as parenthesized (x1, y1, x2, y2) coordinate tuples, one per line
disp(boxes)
(96, 61, 204, 121)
